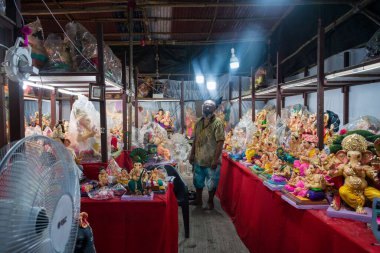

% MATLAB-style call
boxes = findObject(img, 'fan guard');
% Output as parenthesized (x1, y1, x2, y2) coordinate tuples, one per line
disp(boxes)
(0, 135, 80, 253)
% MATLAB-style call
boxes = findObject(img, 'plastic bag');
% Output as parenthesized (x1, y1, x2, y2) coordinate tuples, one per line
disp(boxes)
(366, 29, 380, 60)
(44, 34, 71, 72)
(341, 116, 380, 134)
(25, 18, 48, 69)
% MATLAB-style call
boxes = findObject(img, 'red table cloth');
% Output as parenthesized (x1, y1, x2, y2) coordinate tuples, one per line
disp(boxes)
(81, 183, 178, 253)
(217, 153, 380, 253)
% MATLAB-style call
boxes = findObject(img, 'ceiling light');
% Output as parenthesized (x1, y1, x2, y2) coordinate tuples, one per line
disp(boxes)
(230, 48, 239, 70)
(207, 80, 216, 90)
(23, 81, 54, 90)
(57, 89, 81, 96)
(196, 75, 205, 84)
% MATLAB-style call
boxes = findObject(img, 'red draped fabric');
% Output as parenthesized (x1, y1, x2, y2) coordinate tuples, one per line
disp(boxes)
(217, 153, 380, 253)
(81, 183, 178, 253)
(81, 162, 108, 180)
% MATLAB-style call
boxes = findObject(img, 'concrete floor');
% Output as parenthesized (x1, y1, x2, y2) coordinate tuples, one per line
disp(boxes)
(178, 176, 249, 253)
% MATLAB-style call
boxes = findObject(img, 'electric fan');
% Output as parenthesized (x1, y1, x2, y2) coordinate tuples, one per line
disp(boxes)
(0, 135, 80, 253)
(2, 37, 39, 82)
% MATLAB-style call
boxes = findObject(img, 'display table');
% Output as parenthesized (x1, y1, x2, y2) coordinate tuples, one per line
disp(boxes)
(217, 153, 380, 253)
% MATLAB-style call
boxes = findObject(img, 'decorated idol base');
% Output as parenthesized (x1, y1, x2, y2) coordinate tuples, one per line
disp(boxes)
(263, 180, 286, 191)
(240, 161, 253, 167)
(281, 193, 329, 210)
(259, 173, 271, 181)
(250, 166, 264, 175)
(326, 206, 372, 223)
(121, 192, 154, 201)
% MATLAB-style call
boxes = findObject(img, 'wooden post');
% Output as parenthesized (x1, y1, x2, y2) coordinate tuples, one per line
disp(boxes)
(238, 76, 242, 119)
(58, 93, 63, 121)
(251, 67, 256, 122)
(134, 68, 139, 130)
(38, 88, 43, 127)
(122, 51, 128, 151)
(228, 81, 232, 102)
(97, 23, 108, 163)
(7, 0, 24, 142)
(8, 79, 24, 142)
(180, 79, 185, 134)
(127, 4, 134, 150)
(342, 86, 349, 125)
(50, 89, 57, 129)
(70, 96, 75, 110)
(342, 51, 350, 125)
(0, 75, 7, 148)
(316, 19, 325, 150)
(282, 96, 285, 108)
(303, 93, 308, 109)
(276, 52, 282, 117)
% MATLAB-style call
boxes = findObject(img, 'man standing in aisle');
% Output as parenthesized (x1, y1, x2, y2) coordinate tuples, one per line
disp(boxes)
(189, 100, 225, 210)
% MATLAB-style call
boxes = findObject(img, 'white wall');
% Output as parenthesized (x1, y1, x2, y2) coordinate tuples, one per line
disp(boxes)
(62, 101, 71, 120)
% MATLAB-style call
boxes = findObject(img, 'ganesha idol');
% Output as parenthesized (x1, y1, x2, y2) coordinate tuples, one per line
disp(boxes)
(330, 134, 380, 214)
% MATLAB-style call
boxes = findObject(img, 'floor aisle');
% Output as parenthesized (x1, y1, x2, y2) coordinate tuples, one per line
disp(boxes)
(178, 177, 249, 253)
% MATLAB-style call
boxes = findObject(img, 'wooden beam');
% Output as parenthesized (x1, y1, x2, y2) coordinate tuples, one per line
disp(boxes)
(58, 93, 63, 121)
(106, 37, 266, 46)
(316, 19, 325, 150)
(8, 79, 24, 142)
(23, 0, 351, 8)
(207, 0, 219, 41)
(134, 68, 139, 130)
(104, 31, 265, 37)
(238, 76, 242, 119)
(34, 16, 280, 23)
(251, 68, 256, 122)
(97, 23, 108, 163)
(281, 0, 375, 65)
(128, 7, 134, 150)
(50, 89, 57, 129)
(180, 79, 185, 134)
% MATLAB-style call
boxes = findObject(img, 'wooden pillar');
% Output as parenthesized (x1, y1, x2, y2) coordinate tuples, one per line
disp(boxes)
(122, 51, 128, 151)
(342, 86, 349, 125)
(238, 76, 242, 119)
(303, 93, 308, 109)
(58, 93, 62, 121)
(7, 0, 24, 142)
(0, 75, 7, 148)
(180, 79, 185, 134)
(281, 97, 285, 108)
(228, 81, 232, 101)
(8, 80, 24, 142)
(276, 52, 282, 117)
(134, 68, 139, 130)
(251, 67, 256, 122)
(97, 23, 108, 163)
(316, 19, 325, 150)
(342, 51, 350, 125)
(50, 89, 56, 129)
(70, 96, 75, 110)
(38, 88, 43, 127)
(127, 4, 134, 150)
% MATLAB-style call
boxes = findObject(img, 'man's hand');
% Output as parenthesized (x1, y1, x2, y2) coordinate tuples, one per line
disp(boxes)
(211, 160, 218, 170)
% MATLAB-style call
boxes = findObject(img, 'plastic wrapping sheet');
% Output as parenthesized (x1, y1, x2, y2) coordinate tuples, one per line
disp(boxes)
(230, 110, 257, 155)
(67, 95, 103, 161)
(366, 28, 380, 60)
(134, 101, 182, 131)
(44, 34, 71, 72)
(26, 18, 48, 69)
(106, 100, 123, 150)
(341, 115, 380, 134)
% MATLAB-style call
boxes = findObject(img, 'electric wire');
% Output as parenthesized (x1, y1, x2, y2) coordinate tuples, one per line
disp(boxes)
(12, 0, 24, 26)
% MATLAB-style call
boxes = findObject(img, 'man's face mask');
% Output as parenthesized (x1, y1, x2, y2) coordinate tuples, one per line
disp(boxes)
(202, 100, 216, 117)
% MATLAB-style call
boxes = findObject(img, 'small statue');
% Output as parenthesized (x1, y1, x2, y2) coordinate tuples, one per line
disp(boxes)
(330, 134, 380, 214)
(154, 109, 164, 124)
(98, 167, 108, 187)
(117, 169, 130, 186)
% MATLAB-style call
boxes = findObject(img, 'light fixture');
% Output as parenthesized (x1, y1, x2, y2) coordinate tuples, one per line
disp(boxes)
(230, 48, 239, 70)
(282, 78, 318, 89)
(325, 61, 380, 80)
(138, 98, 180, 102)
(196, 75, 205, 84)
(207, 80, 216, 90)
(105, 79, 123, 89)
(57, 88, 81, 96)
(23, 81, 54, 90)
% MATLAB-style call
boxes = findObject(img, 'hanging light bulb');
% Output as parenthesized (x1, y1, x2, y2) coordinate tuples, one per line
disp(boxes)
(230, 48, 239, 70)
(196, 75, 205, 84)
